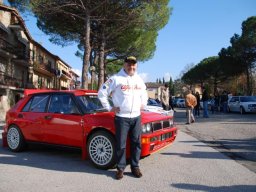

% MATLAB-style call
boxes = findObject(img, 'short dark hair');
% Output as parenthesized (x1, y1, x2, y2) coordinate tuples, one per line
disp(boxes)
(164, 83, 169, 88)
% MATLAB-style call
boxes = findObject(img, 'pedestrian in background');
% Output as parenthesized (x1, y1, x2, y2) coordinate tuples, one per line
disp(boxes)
(98, 56, 148, 180)
(220, 91, 228, 113)
(202, 87, 209, 118)
(169, 94, 175, 111)
(160, 83, 169, 110)
(185, 90, 197, 124)
(194, 91, 200, 117)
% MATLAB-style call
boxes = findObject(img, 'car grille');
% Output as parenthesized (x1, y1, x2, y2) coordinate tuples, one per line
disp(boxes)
(152, 120, 170, 132)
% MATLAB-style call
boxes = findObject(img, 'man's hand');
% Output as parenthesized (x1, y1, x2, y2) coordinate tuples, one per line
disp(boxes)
(111, 107, 120, 114)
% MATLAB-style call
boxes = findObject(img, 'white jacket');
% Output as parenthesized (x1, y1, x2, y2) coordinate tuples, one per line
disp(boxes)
(98, 68, 148, 118)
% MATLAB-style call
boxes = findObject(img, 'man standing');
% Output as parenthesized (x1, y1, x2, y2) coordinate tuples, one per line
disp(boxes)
(160, 83, 169, 110)
(202, 87, 209, 118)
(185, 90, 197, 124)
(98, 56, 148, 180)
(194, 91, 200, 117)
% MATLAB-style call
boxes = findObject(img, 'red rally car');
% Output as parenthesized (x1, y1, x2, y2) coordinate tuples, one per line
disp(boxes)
(2, 89, 177, 169)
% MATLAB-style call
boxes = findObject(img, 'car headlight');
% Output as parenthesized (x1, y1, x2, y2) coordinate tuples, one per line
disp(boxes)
(169, 119, 173, 127)
(142, 123, 152, 133)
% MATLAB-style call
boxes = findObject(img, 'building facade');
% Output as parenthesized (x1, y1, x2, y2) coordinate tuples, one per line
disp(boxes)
(0, 4, 79, 121)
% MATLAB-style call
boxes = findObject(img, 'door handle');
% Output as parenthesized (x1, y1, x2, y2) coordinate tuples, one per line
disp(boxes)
(44, 115, 52, 120)
(18, 114, 23, 118)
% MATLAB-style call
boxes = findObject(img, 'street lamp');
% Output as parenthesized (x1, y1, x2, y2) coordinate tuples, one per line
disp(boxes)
(89, 65, 96, 90)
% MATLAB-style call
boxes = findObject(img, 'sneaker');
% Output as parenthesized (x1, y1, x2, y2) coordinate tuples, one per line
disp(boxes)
(131, 168, 142, 178)
(185, 122, 190, 124)
(191, 120, 195, 123)
(116, 169, 124, 180)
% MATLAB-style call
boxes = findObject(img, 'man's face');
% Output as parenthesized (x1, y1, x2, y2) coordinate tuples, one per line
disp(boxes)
(124, 62, 137, 76)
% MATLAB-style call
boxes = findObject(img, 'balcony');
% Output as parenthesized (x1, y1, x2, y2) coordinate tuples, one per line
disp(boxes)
(33, 62, 55, 77)
(61, 70, 72, 79)
(0, 37, 15, 55)
(0, 37, 30, 61)
(0, 72, 24, 88)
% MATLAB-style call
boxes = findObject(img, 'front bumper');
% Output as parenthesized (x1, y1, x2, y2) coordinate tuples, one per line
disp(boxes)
(141, 127, 177, 156)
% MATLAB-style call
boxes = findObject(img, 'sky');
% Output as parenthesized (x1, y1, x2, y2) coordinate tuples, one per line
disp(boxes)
(3, 0, 256, 82)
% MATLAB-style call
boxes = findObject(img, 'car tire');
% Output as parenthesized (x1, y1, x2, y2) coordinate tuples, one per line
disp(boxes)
(7, 125, 26, 152)
(240, 106, 245, 115)
(87, 131, 116, 169)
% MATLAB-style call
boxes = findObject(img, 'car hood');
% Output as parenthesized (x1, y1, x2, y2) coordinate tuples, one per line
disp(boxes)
(141, 111, 171, 123)
(241, 101, 256, 105)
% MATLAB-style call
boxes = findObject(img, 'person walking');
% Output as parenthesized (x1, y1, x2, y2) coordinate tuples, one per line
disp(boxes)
(160, 83, 169, 110)
(202, 87, 209, 118)
(169, 94, 175, 111)
(185, 90, 197, 124)
(220, 91, 228, 113)
(98, 56, 148, 180)
(194, 91, 200, 117)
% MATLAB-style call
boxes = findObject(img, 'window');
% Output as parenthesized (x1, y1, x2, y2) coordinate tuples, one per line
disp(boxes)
(22, 95, 49, 112)
(48, 94, 79, 114)
(38, 55, 44, 63)
(77, 95, 106, 112)
(230, 97, 239, 103)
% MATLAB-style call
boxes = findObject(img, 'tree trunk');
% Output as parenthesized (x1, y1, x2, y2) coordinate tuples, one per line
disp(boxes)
(98, 31, 105, 88)
(213, 78, 218, 95)
(246, 65, 251, 95)
(91, 52, 98, 90)
(81, 13, 91, 89)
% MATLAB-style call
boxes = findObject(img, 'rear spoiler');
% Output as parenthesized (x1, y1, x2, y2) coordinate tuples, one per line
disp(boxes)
(24, 89, 98, 97)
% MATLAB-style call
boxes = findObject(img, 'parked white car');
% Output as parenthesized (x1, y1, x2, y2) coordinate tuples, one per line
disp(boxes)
(144, 105, 174, 116)
(228, 96, 256, 114)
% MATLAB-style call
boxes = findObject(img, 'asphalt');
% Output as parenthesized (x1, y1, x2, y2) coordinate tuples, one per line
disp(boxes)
(0, 126, 256, 192)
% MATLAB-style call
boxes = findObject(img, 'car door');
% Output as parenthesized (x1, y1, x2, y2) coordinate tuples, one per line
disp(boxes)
(19, 94, 50, 141)
(41, 93, 84, 147)
(229, 96, 240, 112)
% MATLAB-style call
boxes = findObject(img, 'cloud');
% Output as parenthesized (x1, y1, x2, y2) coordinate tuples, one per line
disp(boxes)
(164, 73, 171, 81)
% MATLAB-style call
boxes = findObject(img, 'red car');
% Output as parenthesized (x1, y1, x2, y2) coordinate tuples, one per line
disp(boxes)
(2, 89, 177, 169)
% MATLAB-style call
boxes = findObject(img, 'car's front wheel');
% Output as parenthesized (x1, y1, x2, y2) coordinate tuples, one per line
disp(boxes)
(240, 106, 245, 115)
(87, 131, 116, 169)
(7, 125, 25, 152)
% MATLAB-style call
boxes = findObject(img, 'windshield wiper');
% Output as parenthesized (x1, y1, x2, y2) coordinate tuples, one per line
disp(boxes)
(94, 108, 108, 112)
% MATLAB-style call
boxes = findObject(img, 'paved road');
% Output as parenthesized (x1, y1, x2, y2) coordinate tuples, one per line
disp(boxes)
(0, 123, 256, 192)
(173, 108, 256, 173)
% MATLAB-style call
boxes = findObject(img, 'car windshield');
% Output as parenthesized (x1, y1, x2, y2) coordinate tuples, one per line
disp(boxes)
(148, 99, 159, 105)
(77, 95, 108, 113)
(240, 96, 256, 102)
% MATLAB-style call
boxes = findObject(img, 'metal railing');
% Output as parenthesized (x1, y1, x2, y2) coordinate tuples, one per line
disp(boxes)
(0, 72, 24, 88)
(0, 37, 30, 60)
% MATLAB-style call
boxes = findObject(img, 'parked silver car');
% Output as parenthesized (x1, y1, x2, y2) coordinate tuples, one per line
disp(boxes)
(228, 96, 256, 114)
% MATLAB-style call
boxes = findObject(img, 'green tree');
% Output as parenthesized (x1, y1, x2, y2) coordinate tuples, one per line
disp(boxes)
(219, 16, 256, 95)
(168, 76, 174, 95)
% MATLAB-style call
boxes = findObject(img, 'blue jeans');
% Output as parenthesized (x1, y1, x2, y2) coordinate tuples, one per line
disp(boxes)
(223, 102, 228, 113)
(203, 101, 209, 117)
(114, 115, 142, 171)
